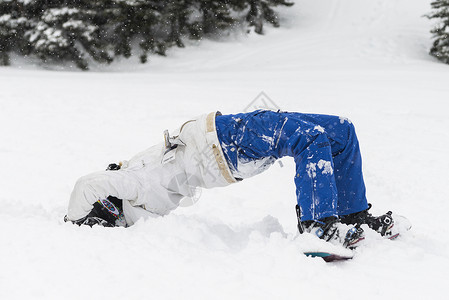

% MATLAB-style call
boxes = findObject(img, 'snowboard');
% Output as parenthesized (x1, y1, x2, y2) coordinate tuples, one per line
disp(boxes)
(304, 251, 353, 262)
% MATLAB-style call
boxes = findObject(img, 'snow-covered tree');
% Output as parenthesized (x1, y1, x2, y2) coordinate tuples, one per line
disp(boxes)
(0, 1, 113, 69)
(0, 0, 293, 69)
(428, 0, 449, 64)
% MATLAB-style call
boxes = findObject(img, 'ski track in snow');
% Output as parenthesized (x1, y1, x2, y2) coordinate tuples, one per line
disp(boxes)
(1, 0, 449, 299)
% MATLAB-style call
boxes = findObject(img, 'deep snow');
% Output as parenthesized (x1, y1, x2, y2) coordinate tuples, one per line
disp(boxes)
(1, 0, 449, 299)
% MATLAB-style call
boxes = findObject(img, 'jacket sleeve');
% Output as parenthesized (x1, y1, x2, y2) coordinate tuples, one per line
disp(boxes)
(67, 169, 140, 221)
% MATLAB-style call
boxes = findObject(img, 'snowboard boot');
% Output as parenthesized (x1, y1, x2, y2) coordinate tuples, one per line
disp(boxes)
(300, 216, 365, 249)
(64, 196, 127, 227)
(340, 204, 411, 240)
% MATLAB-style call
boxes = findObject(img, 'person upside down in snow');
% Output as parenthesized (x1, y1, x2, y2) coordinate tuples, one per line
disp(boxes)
(65, 110, 411, 248)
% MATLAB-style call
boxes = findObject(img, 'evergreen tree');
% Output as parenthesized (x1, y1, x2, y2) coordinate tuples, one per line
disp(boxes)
(0, 0, 294, 69)
(428, 0, 449, 64)
(197, 0, 234, 35)
(0, 1, 30, 66)
(243, 0, 294, 34)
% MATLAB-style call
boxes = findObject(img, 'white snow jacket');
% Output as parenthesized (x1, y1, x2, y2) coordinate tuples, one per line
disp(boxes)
(67, 112, 237, 225)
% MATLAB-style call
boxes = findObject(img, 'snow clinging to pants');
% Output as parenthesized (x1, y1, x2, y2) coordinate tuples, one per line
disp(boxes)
(306, 160, 333, 179)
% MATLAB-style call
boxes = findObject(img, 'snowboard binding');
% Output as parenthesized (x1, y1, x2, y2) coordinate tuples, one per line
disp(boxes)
(340, 204, 411, 240)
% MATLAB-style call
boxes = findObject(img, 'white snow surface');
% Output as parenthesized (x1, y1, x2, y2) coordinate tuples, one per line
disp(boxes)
(1, 0, 449, 299)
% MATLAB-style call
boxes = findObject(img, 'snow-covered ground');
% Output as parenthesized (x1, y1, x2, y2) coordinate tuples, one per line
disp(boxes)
(1, 0, 448, 299)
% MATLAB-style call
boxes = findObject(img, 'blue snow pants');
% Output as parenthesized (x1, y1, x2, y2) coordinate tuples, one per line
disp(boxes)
(215, 110, 369, 221)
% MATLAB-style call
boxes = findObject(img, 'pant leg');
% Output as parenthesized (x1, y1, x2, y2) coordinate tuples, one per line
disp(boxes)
(281, 113, 369, 219)
(330, 121, 369, 216)
(293, 133, 339, 221)
(274, 113, 339, 221)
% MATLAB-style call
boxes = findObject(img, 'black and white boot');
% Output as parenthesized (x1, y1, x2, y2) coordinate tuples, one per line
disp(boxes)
(300, 217, 365, 249)
(340, 204, 411, 240)
(64, 196, 127, 227)
(296, 206, 365, 249)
